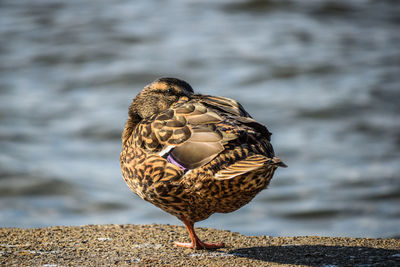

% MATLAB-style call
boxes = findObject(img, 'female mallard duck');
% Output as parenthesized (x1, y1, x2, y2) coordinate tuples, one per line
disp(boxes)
(120, 77, 286, 250)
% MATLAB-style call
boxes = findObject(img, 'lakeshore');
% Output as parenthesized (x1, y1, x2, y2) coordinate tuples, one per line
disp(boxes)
(1, 224, 399, 266)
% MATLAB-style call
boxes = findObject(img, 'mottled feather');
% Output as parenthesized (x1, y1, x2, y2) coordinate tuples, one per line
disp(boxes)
(120, 77, 286, 249)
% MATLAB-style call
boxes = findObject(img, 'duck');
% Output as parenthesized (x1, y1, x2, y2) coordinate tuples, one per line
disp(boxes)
(120, 77, 286, 250)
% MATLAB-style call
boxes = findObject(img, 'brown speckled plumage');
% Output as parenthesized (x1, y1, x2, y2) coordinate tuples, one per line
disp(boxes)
(120, 77, 286, 249)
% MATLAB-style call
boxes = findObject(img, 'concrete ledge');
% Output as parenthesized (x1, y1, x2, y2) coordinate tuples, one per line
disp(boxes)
(1, 224, 399, 266)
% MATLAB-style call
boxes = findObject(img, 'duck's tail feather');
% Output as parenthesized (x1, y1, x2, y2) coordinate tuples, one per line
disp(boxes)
(270, 157, 287, 168)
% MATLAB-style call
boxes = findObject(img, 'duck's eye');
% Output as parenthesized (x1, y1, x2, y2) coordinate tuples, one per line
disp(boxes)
(166, 88, 173, 94)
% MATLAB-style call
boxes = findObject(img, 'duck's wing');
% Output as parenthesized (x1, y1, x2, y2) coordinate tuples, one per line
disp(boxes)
(135, 101, 229, 170)
(197, 95, 272, 141)
(197, 95, 285, 176)
(135, 96, 278, 172)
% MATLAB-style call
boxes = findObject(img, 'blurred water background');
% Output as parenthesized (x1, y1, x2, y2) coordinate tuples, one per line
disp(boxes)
(1, 0, 399, 238)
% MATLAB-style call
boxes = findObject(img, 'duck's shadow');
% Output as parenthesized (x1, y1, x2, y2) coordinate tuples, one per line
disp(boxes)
(228, 245, 400, 265)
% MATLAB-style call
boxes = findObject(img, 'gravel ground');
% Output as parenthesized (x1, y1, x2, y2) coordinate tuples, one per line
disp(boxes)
(1, 224, 399, 266)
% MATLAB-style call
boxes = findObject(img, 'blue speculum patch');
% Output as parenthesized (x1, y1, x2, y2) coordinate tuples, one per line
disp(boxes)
(167, 153, 188, 172)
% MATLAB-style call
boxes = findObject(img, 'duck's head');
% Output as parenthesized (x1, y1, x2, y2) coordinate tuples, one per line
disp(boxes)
(129, 77, 194, 120)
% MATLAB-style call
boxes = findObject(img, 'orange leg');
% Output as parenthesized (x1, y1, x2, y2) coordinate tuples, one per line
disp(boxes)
(174, 216, 225, 250)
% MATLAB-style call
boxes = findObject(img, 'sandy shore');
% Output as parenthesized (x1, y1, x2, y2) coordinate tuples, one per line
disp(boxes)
(1, 224, 399, 266)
